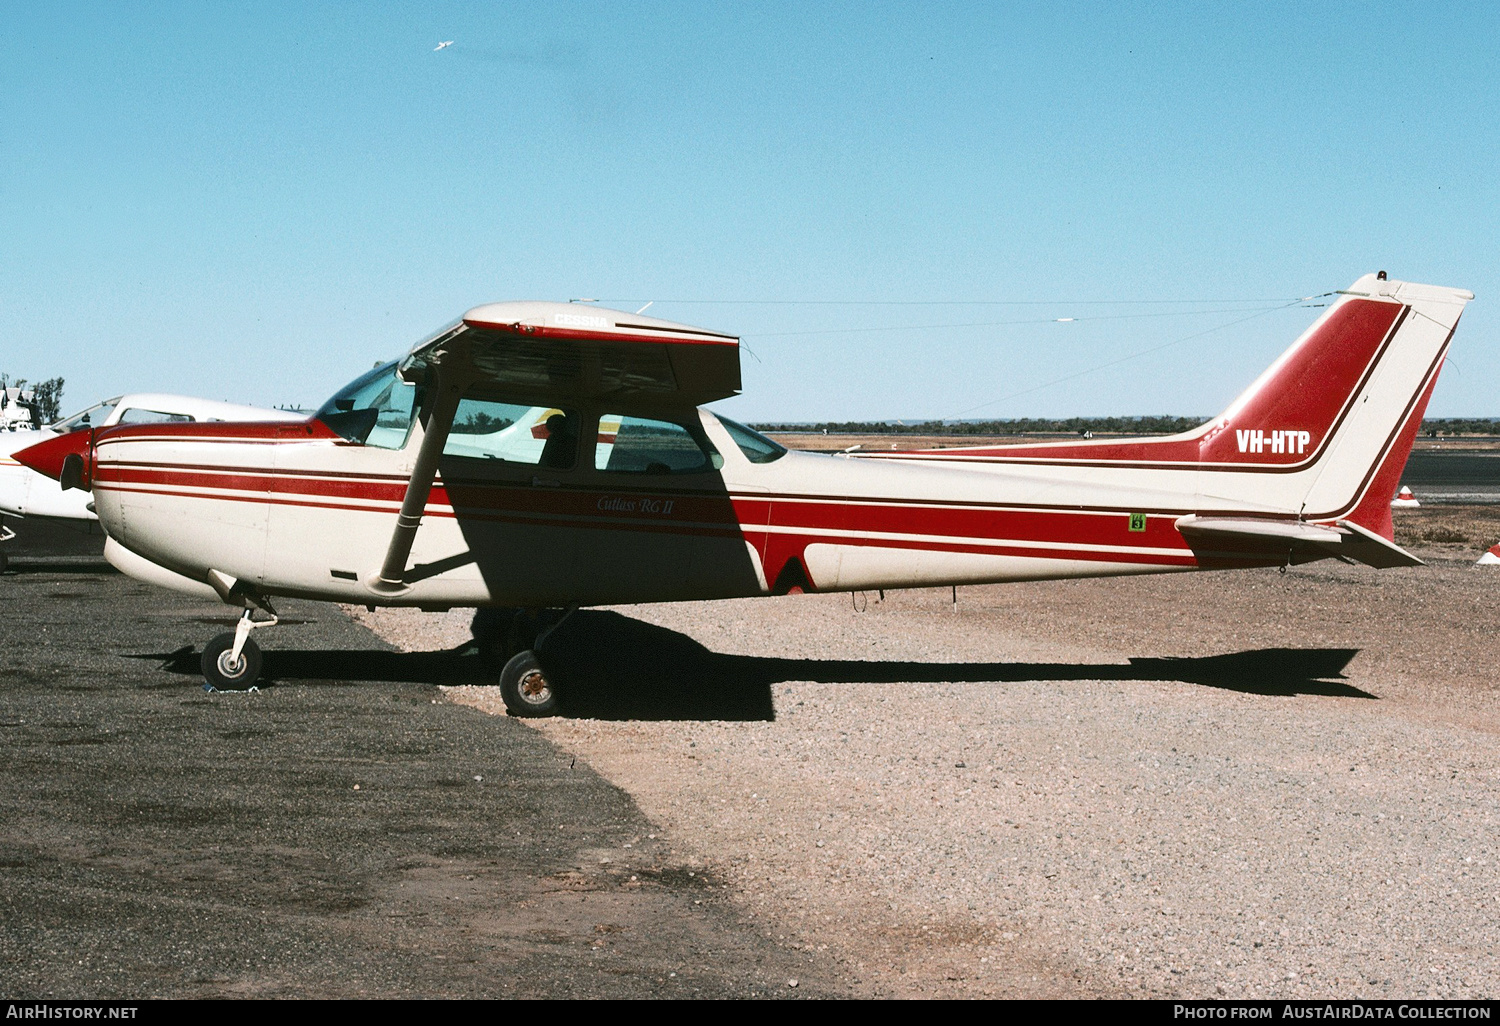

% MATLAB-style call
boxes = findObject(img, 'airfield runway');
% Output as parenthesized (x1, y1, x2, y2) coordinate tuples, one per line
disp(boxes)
(1, 500, 1498, 999)
(1401, 449, 1500, 504)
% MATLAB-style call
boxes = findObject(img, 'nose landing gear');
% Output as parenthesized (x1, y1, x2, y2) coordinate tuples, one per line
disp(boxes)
(202, 606, 278, 691)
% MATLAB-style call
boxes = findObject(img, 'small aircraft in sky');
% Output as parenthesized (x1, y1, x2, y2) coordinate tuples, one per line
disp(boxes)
(434, 40, 454, 51)
(16, 273, 1471, 713)
(0, 395, 301, 573)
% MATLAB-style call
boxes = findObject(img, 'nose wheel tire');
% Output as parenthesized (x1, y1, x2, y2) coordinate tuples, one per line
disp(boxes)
(202, 633, 263, 691)
(499, 650, 558, 717)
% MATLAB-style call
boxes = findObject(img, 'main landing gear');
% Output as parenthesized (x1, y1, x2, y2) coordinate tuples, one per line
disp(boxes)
(500, 650, 556, 718)
(472, 606, 576, 718)
(202, 606, 278, 691)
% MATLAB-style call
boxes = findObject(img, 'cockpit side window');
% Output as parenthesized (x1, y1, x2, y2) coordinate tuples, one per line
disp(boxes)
(442, 396, 579, 468)
(316, 362, 418, 449)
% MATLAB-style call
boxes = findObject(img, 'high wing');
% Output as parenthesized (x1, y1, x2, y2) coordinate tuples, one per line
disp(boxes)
(372, 303, 741, 593)
(404, 302, 741, 406)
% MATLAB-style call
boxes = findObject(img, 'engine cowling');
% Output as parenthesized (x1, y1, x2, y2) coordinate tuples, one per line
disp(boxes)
(13, 428, 94, 489)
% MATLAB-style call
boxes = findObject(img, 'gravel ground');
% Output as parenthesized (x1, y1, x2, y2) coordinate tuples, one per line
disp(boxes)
(351, 511, 1500, 1000)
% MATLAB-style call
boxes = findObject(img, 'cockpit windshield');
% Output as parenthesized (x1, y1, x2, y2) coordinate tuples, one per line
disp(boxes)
(316, 361, 418, 449)
(51, 398, 122, 433)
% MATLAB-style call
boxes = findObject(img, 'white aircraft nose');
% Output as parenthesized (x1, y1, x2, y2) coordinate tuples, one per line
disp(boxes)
(0, 445, 35, 516)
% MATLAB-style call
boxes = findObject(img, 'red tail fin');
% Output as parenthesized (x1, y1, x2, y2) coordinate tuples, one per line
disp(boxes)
(1197, 299, 1406, 467)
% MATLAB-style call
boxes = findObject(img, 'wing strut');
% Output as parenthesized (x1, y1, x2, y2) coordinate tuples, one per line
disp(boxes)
(368, 358, 468, 596)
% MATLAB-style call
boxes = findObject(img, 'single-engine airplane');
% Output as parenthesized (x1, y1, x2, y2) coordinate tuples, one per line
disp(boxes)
(0, 394, 302, 573)
(15, 273, 1471, 714)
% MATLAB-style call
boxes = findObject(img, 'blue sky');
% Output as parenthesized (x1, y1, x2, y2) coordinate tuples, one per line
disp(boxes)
(1, 2, 1495, 421)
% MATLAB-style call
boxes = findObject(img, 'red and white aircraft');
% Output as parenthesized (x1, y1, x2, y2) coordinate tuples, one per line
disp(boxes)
(15, 273, 1471, 714)
(0, 394, 301, 573)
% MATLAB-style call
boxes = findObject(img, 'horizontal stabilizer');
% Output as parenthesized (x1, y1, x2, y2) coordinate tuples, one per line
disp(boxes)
(1333, 518, 1425, 569)
(1175, 515, 1423, 570)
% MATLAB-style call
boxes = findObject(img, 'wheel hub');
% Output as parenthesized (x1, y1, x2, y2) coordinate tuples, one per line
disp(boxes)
(518, 669, 551, 704)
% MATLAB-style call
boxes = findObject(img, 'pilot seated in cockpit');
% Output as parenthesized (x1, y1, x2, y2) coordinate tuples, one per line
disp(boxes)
(539, 412, 578, 470)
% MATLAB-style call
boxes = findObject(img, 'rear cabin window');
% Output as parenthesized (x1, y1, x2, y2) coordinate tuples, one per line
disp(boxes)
(718, 416, 787, 464)
(117, 409, 194, 425)
(443, 398, 580, 469)
(595, 415, 720, 474)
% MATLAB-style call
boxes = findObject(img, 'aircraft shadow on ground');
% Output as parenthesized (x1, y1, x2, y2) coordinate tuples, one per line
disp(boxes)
(134, 609, 1372, 720)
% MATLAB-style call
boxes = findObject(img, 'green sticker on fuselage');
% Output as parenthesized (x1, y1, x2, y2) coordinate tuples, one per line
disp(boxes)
(1128, 513, 1147, 532)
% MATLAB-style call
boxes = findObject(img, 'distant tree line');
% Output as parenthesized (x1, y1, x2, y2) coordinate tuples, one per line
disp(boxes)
(452, 411, 514, 435)
(753, 416, 1500, 437)
(1423, 418, 1500, 436)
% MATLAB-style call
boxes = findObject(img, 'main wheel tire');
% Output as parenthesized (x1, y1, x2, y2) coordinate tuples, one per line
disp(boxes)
(499, 649, 559, 717)
(201, 633, 262, 691)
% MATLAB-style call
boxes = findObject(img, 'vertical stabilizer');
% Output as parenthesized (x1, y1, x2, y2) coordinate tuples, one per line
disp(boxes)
(1193, 274, 1470, 541)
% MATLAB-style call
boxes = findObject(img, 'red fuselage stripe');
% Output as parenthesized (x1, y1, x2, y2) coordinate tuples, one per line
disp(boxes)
(462, 321, 739, 347)
(95, 479, 1198, 568)
(94, 457, 1202, 569)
